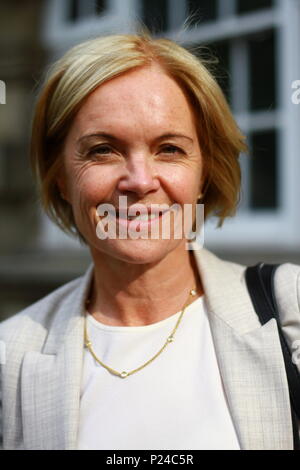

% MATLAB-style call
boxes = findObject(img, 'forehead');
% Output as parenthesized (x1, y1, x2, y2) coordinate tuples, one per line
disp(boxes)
(74, 64, 196, 131)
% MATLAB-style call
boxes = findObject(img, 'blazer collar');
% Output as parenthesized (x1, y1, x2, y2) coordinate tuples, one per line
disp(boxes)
(192, 246, 261, 334)
(21, 265, 94, 449)
(21, 248, 293, 449)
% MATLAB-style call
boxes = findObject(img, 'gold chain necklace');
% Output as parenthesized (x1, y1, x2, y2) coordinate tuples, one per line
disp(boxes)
(84, 287, 198, 379)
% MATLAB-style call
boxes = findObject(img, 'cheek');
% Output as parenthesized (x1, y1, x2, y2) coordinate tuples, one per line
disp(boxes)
(67, 165, 115, 207)
(163, 166, 201, 202)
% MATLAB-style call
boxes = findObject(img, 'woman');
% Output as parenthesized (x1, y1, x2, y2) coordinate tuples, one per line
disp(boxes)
(0, 31, 299, 450)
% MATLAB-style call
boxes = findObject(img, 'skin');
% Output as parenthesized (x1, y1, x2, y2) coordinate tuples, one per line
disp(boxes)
(58, 63, 204, 326)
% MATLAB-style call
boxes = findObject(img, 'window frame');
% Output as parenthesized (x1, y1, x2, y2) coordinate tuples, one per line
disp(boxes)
(42, 0, 137, 50)
(40, 0, 300, 252)
(168, 0, 300, 252)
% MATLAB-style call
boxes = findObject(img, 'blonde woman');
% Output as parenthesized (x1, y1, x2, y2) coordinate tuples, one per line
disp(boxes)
(0, 31, 299, 450)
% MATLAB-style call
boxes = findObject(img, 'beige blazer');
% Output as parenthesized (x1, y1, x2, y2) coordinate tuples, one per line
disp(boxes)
(0, 248, 299, 450)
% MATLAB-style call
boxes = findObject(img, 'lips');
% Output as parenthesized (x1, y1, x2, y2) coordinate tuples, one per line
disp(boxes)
(115, 208, 167, 220)
(95, 202, 173, 227)
(94, 203, 180, 237)
(115, 210, 170, 228)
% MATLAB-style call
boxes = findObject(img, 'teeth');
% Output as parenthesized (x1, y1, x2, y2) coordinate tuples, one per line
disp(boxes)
(112, 210, 168, 221)
(127, 213, 157, 221)
(116, 213, 160, 221)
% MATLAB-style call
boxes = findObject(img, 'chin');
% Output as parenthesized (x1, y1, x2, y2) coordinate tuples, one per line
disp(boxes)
(95, 237, 180, 265)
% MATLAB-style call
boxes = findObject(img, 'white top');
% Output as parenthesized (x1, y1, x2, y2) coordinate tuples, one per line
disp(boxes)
(77, 296, 241, 450)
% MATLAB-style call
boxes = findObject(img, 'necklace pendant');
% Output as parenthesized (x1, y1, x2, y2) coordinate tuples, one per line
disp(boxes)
(167, 335, 174, 342)
(120, 371, 129, 378)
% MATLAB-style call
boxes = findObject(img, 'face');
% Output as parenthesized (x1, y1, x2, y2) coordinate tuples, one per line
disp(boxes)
(59, 63, 203, 264)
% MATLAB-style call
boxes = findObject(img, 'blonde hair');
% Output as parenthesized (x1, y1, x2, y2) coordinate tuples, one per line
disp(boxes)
(30, 29, 247, 241)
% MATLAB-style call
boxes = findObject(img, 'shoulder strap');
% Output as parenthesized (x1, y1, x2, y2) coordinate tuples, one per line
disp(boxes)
(245, 263, 300, 449)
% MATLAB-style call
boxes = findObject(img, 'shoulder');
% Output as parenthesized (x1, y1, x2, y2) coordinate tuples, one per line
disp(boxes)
(274, 262, 300, 309)
(272, 263, 300, 370)
(0, 268, 91, 346)
(193, 247, 246, 279)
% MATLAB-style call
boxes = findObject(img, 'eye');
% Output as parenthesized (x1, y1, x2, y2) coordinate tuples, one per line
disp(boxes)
(89, 145, 113, 156)
(160, 145, 183, 155)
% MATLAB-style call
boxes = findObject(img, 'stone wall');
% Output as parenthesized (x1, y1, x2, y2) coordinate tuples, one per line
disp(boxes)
(0, 1, 90, 321)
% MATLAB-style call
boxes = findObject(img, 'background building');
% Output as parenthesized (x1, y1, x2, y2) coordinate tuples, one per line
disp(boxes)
(1, 0, 300, 320)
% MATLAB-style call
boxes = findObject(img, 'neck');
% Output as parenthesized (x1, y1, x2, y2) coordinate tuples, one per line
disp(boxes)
(87, 241, 203, 326)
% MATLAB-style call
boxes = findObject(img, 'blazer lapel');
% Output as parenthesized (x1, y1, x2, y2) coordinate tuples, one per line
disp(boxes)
(21, 265, 94, 450)
(192, 247, 294, 449)
(208, 313, 293, 449)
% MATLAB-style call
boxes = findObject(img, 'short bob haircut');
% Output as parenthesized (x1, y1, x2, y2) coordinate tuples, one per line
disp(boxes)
(30, 29, 247, 242)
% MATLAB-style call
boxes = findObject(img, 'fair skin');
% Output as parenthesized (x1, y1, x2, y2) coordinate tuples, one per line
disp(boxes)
(58, 63, 204, 326)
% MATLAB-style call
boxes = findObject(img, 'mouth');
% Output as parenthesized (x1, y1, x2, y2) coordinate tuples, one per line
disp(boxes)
(114, 209, 168, 222)
(94, 204, 184, 240)
(95, 207, 173, 231)
(112, 210, 170, 229)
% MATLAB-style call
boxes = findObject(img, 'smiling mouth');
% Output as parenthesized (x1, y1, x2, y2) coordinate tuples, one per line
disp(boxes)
(113, 209, 168, 221)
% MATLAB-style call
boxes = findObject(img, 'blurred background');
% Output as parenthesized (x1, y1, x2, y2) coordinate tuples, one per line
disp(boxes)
(0, 0, 300, 320)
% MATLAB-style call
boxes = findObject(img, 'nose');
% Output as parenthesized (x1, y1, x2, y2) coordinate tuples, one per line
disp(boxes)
(117, 154, 160, 198)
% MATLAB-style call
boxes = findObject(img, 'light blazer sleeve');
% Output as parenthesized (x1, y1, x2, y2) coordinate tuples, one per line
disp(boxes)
(274, 262, 300, 436)
(0, 366, 2, 450)
(274, 262, 300, 374)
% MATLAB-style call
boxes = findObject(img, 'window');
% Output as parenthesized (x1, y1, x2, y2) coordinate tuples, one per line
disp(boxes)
(207, 41, 231, 104)
(207, 30, 277, 112)
(248, 30, 276, 110)
(192, 30, 278, 214)
(67, 0, 107, 23)
(95, 0, 106, 15)
(237, 0, 273, 15)
(182, 2, 295, 249)
(249, 130, 278, 210)
(141, 0, 168, 33)
(187, 0, 218, 26)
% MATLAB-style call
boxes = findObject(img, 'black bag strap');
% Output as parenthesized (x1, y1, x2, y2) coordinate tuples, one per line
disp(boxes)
(245, 263, 300, 450)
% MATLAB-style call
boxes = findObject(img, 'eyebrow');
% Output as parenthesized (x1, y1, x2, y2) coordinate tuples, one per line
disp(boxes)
(76, 132, 194, 146)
